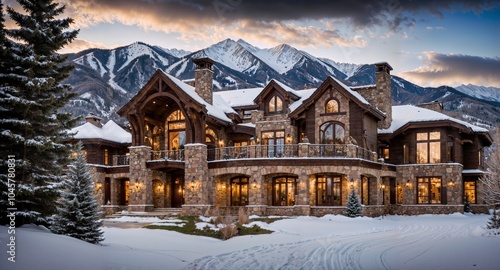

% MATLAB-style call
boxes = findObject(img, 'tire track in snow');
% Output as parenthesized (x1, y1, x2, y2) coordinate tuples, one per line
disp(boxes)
(184, 217, 483, 270)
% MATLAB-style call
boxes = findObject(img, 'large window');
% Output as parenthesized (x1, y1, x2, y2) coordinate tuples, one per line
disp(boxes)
(316, 175, 342, 206)
(464, 180, 476, 204)
(416, 132, 441, 163)
(320, 122, 345, 144)
(268, 95, 283, 113)
(262, 131, 285, 157)
(273, 177, 297, 206)
(230, 177, 249, 206)
(417, 177, 442, 204)
(167, 110, 186, 150)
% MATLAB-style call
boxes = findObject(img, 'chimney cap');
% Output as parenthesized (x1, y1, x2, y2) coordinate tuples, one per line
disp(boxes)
(193, 57, 215, 65)
(374, 62, 393, 71)
(85, 113, 102, 120)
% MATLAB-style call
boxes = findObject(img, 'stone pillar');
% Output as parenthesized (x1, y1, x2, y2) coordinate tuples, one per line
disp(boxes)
(182, 143, 212, 215)
(193, 58, 214, 104)
(374, 62, 393, 129)
(294, 169, 311, 215)
(128, 146, 154, 212)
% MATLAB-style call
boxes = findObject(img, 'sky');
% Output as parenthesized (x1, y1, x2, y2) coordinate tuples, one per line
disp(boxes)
(3, 0, 500, 87)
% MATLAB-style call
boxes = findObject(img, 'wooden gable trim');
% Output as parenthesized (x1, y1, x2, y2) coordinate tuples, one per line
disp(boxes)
(253, 80, 299, 105)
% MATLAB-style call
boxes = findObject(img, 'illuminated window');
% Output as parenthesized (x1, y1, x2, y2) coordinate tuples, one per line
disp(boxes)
(262, 131, 285, 157)
(230, 177, 249, 206)
(167, 110, 186, 150)
(326, 99, 339, 113)
(464, 180, 476, 204)
(273, 177, 297, 206)
(316, 175, 342, 206)
(103, 149, 109, 165)
(268, 95, 283, 113)
(417, 177, 441, 204)
(416, 132, 441, 164)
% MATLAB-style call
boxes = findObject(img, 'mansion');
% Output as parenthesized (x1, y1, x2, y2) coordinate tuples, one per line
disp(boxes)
(71, 59, 493, 217)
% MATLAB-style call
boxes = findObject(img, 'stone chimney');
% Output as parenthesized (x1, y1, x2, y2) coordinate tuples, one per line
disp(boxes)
(193, 58, 215, 104)
(374, 62, 393, 129)
(85, 113, 102, 128)
(417, 101, 443, 113)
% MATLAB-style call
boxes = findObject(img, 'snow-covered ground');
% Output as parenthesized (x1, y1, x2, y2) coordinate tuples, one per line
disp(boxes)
(1, 213, 499, 270)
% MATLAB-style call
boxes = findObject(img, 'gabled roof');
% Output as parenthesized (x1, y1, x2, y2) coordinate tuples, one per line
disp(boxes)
(117, 69, 233, 123)
(289, 76, 384, 120)
(253, 79, 300, 104)
(214, 87, 262, 107)
(70, 120, 132, 144)
(379, 105, 492, 144)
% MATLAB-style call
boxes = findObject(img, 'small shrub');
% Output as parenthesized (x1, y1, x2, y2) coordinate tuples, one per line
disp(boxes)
(220, 216, 238, 240)
(212, 207, 223, 225)
(238, 207, 249, 225)
(486, 210, 500, 230)
(464, 194, 472, 213)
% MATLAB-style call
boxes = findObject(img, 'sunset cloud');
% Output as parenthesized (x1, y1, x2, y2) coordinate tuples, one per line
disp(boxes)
(399, 52, 500, 87)
(58, 39, 115, 54)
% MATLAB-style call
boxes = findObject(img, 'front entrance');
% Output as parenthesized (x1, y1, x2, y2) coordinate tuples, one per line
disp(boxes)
(171, 177, 184, 208)
(119, 179, 130, 206)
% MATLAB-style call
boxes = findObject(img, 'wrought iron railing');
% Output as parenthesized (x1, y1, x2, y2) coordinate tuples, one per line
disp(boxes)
(113, 155, 130, 166)
(150, 149, 185, 161)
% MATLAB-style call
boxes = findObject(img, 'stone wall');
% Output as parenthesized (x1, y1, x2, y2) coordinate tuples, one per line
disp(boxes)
(388, 205, 463, 215)
(194, 68, 213, 104)
(314, 86, 350, 143)
(128, 146, 154, 212)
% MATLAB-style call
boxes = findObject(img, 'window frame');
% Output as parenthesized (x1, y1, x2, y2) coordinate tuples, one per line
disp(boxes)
(230, 176, 249, 206)
(417, 177, 442, 204)
(464, 180, 477, 204)
(325, 98, 340, 114)
(316, 175, 343, 206)
(272, 176, 298, 206)
(320, 122, 345, 144)
(416, 131, 441, 164)
(267, 95, 283, 114)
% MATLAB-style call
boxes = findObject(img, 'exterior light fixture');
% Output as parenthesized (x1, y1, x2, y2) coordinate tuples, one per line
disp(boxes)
(96, 182, 102, 191)
(135, 181, 140, 191)
(349, 178, 354, 189)
(286, 134, 292, 143)
(405, 180, 411, 188)
(380, 184, 386, 190)
(252, 179, 257, 189)
(448, 180, 456, 187)
(191, 177, 196, 190)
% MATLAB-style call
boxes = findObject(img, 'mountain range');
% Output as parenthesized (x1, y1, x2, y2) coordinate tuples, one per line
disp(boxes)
(62, 39, 500, 129)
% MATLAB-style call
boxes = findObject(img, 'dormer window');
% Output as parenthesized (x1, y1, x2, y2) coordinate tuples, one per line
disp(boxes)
(326, 99, 339, 113)
(269, 95, 283, 114)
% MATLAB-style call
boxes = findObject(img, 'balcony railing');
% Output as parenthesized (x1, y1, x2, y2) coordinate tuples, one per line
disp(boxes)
(112, 155, 130, 166)
(147, 144, 377, 163)
(151, 149, 185, 161)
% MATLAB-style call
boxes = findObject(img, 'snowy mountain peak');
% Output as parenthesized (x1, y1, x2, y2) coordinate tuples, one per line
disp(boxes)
(455, 84, 500, 103)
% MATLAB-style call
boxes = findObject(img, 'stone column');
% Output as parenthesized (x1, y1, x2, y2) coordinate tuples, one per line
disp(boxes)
(294, 169, 311, 215)
(182, 143, 212, 215)
(128, 146, 154, 212)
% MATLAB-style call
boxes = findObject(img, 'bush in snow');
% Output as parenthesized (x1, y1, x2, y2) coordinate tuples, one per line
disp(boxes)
(343, 189, 362, 218)
(486, 210, 500, 231)
(51, 142, 104, 244)
(463, 194, 472, 213)
(237, 207, 249, 225)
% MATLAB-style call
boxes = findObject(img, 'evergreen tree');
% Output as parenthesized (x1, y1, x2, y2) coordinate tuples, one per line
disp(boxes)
(0, 0, 78, 225)
(343, 189, 362, 218)
(486, 210, 500, 233)
(52, 141, 104, 244)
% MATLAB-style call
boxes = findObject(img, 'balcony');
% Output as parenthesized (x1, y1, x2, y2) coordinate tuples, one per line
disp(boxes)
(147, 144, 377, 163)
(112, 155, 130, 166)
(150, 149, 185, 161)
(207, 144, 377, 162)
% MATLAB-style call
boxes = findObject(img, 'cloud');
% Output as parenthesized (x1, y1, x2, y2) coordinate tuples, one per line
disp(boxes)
(399, 52, 500, 87)
(426, 26, 445, 30)
(58, 39, 115, 54)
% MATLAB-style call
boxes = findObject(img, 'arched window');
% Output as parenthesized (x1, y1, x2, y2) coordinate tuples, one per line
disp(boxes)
(326, 99, 339, 113)
(320, 122, 345, 144)
(268, 95, 283, 113)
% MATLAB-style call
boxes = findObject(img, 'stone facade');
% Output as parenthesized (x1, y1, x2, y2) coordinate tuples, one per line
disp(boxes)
(128, 146, 154, 212)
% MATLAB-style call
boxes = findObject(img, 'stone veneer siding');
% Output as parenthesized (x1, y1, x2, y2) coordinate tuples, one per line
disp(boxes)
(128, 146, 154, 212)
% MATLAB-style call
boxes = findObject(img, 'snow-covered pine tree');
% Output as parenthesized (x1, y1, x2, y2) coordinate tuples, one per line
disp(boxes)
(0, 0, 78, 225)
(52, 141, 104, 244)
(343, 189, 362, 218)
(480, 127, 500, 231)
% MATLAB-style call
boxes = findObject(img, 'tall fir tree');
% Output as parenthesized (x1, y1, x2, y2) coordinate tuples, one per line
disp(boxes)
(0, 0, 78, 225)
(52, 141, 104, 244)
(343, 189, 362, 218)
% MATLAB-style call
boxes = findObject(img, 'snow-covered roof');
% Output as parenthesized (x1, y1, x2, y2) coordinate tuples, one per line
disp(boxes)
(289, 88, 316, 112)
(163, 72, 233, 123)
(350, 84, 376, 90)
(215, 88, 262, 107)
(379, 105, 490, 134)
(71, 120, 132, 144)
(328, 76, 369, 105)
